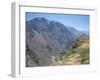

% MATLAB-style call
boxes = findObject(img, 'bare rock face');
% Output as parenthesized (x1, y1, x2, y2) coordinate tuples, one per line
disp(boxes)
(26, 17, 81, 67)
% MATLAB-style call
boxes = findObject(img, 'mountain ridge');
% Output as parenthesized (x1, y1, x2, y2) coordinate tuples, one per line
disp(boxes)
(26, 17, 86, 67)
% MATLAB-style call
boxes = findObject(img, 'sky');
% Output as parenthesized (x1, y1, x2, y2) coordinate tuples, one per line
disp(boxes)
(26, 12, 90, 32)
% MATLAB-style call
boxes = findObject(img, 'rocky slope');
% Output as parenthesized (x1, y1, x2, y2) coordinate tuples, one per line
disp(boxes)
(26, 17, 82, 67)
(57, 35, 89, 65)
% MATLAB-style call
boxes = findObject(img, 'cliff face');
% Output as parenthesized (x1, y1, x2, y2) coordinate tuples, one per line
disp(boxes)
(26, 17, 82, 67)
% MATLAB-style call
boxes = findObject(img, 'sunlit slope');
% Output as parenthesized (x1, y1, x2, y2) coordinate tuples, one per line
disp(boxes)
(57, 35, 89, 65)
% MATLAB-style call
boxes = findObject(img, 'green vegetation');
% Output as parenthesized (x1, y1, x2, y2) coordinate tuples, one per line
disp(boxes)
(79, 47, 89, 64)
(56, 35, 90, 65)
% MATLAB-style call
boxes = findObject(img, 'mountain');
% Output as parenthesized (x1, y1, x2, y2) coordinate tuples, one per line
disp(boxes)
(81, 31, 89, 36)
(26, 17, 83, 67)
(58, 35, 89, 65)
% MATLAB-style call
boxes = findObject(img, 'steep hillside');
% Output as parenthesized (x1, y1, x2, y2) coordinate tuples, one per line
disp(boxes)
(26, 17, 83, 67)
(56, 35, 89, 65)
